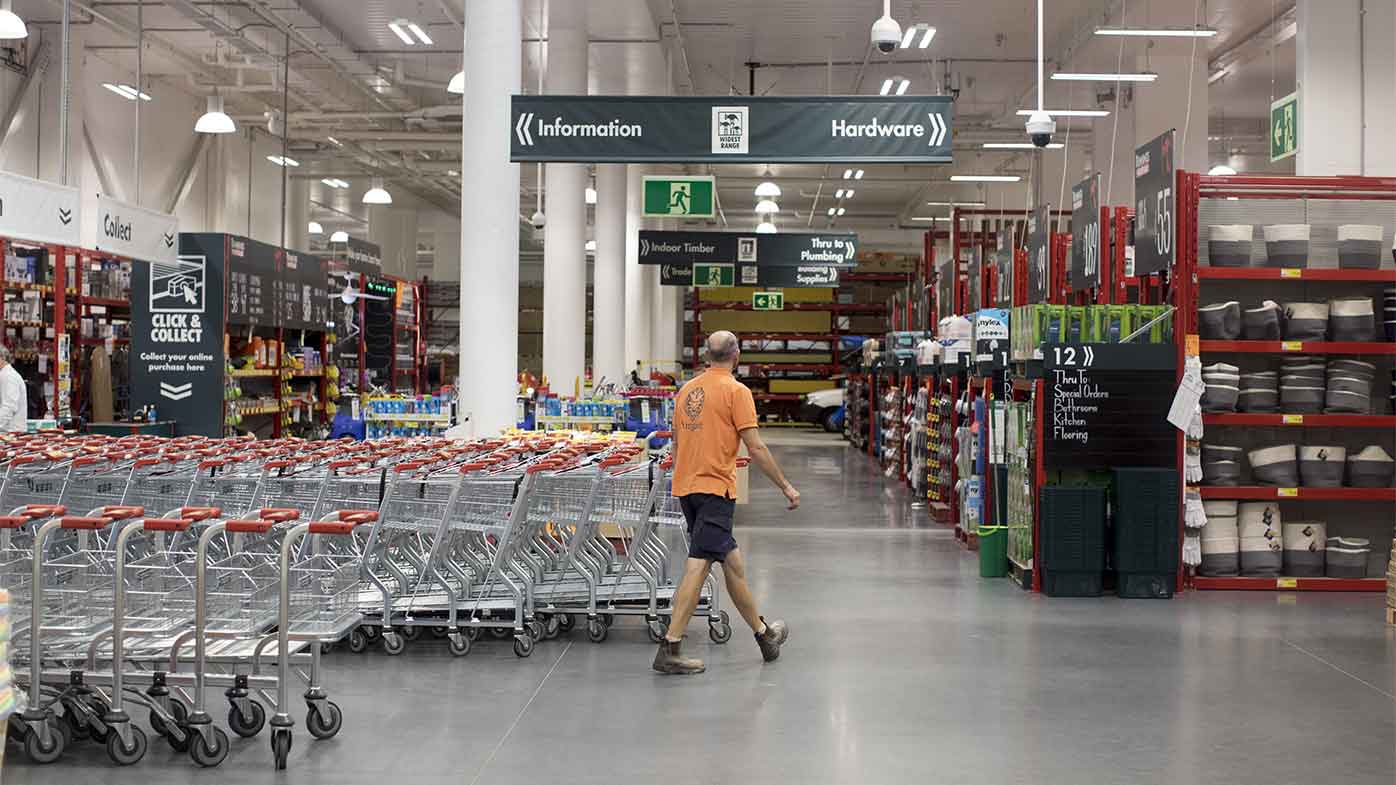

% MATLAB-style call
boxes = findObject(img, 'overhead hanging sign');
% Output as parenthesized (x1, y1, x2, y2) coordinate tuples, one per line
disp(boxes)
(278, 250, 328, 330)
(511, 95, 954, 163)
(1270, 91, 1298, 162)
(90, 195, 177, 263)
(994, 228, 1013, 308)
(1133, 129, 1175, 277)
(1027, 206, 1051, 303)
(660, 263, 840, 288)
(752, 291, 784, 311)
(642, 176, 715, 218)
(0, 171, 80, 248)
(1070, 173, 1102, 292)
(638, 230, 857, 267)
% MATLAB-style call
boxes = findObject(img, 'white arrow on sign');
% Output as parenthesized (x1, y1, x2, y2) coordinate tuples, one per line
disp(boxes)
(927, 112, 947, 147)
(159, 381, 193, 401)
(1083, 345, 1095, 366)
(515, 112, 535, 146)
(639, 238, 650, 257)
(844, 243, 855, 261)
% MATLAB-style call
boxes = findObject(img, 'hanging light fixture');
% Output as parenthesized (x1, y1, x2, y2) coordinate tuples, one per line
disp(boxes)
(362, 177, 393, 205)
(447, 70, 465, 94)
(754, 199, 779, 215)
(329, 230, 349, 243)
(195, 95, 236, 134)
(1207, 164, 1238, 176)
(755, 220, 777, 234)
(0, 0, 27, 40)
(308, 221, 324, 235)
(754, 180, 781, 198)
(585, 185, 597, 204)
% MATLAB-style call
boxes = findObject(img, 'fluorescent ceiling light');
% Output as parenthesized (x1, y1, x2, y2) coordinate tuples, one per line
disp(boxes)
(910, 216, 951, 221)
(266, 155, 299, 167)
(321, 178, 349, 188)
(880, 78, 894, 96)
(585, 186, 597, 204)
(447, 70, 465, 94)
(388, 19, 415, 45)
(900, 26, 917, 49)
(755, 198, 779, 215)
(926, 201, 986, 207)
(0, 0, 28, 40)
(842, 169, 853, 179)
(1015, 109, 1110, 117)
(1207, 164, 1238, 176)
(308, 221, 324, 235)
(103, 83, 150, 101)
(1051, 72, 1157, 82)
(983, 142, 1064, 149)
(1094, 26, 1218, 37)
(834, 189, 845, 199)
(329, 230, 349, 243)
(194, 95, 235, 134)
(407, 22, 433, 45)
(855, 169, 865, 179)
(362, 177, 393, 205)
(950, 175, 1021, 182)
(844, 189, 855, 198)
(754, 180, 781, 197)
(900, 23, 935, 49)
(755, 222, 777, 234)
(836, 207, 846, 216)
(584, 239, 596, 252)
(326, 136, 341, 146)
(447, 169, 459, 176)
(826, 207, 836, 216)
(918, 26, 936, 48)
(1207, 68, 1229, 85)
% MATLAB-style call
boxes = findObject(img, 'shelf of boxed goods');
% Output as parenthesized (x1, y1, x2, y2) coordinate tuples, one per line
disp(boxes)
(1199, 340, 1396, 356)
(1193, 576, 1387, 591)
(1196, 267, 1396, 282)
(1204, 413, 1396, 428)
(1197, 486, 1396, 502)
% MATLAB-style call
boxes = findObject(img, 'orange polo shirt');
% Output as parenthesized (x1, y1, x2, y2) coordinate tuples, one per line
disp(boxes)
(671, 367, 759, 498)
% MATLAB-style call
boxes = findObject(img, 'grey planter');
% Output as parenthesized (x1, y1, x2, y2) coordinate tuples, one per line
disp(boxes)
(1199, 301, 1242, 340)
(1299, 446, 1346, 487)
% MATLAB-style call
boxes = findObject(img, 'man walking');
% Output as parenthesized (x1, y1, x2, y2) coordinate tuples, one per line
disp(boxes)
(0, 345, 27, 433)
(653, 331, 800, 675)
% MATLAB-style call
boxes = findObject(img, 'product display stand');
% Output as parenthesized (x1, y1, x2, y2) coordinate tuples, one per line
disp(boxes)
(0, 236, 75, 420)
(73, 250, 134, 422)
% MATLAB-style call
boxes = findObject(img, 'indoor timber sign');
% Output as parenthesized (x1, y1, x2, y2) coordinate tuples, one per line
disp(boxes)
(643, 176, 715, 218)
(638, 230, 857, 267)
(511, 95, 954, 163)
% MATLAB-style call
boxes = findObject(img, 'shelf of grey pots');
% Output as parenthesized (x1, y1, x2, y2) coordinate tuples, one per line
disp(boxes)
(1283, 301, 1328, 341)
(1325, 359, 1374, 414)
(1299, 446, 1346, 487)
(1208, 224, 1254, 267)
(1347, 445, 1395, 488)
(1238, 501, 1282, 577)
(1249, 443, 1298, 486)
(1243, 300, 1282, 340)
(1325, 536, 1370, 578)
(1328, 297, 1375, 342)
(1282, 521, 1326, 577)
(1202, 362, 1240, 412)
(1279, 376, 1325, 413)
(1384, 286, 1394, 341)
(1337, 224, 1384, 270)
(1264, 224, 1310, 268)
(1238, 369, 1279, 412)
(1199, 301, 1241, 340)
(1199, 500, 1239, 577)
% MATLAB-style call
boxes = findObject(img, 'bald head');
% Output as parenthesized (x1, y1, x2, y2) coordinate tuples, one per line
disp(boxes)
(706, 331, 740, 366)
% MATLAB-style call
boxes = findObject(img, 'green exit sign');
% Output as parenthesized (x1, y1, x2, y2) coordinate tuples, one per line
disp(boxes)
(1270, 91, 1298, 162)
(752, 291, 784, 310)
(693, 263, 733, 287)
(643, 176, 715, 218)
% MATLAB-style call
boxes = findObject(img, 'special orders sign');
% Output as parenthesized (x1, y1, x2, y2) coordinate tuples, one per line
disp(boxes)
(130, 242, 226, 436)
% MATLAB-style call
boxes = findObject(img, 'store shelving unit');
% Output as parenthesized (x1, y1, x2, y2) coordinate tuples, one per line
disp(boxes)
(1197, 487, 1396, 502)
(1199, 340, 1396, 355)
(1204, 413, 1396, 428)
(0, 237, 76, 420)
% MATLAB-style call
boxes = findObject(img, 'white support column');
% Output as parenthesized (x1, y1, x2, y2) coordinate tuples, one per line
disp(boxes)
(624, 165, 650, 379)
(651, 220, 682, 371)
(592, 164, 626, 389)
(284, 178, 309, 251)
(542, 1, 588, 394)
(460, 0, 521, 436)
(1296, 0, 1394, 176)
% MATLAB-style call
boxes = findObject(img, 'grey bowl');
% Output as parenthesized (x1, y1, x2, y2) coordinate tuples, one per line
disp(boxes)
(1202, 460, 1241, 486)
(1200, 302, 1242, 340)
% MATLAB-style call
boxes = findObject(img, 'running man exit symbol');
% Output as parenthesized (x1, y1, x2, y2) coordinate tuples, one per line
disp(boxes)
(669, 182, 691, 214)
(642, 176, 715, 218)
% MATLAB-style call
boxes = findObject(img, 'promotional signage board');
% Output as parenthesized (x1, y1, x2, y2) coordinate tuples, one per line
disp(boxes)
(226, 235, 278, 326)
(661, 263, 839, 288)
(330, 236, 382, 272)
(278, 251, 329, 330)
(1070, 173, 1102, 292)
(0, 171, 80, 247)
(136, 235, 227, 437)
(1044, 343, 1176, 469)
(511, 95, 953, 164)
(1270, 91, 1298, 162)
(642, 176, 715, 218)
(994, 229, 1013, 308)
(659, 263, 693, 286)
(1027, 206, 1051, 303)
(752, 291, 784, 311)
(1133, 129, 1175, 278)
(638, 230, 856, 267)
(89, 195, 178, 264)
(692, 263, 734, 288)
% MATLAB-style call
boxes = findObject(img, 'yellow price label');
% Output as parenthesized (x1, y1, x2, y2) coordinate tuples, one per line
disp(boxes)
(1280, 341, 1303, 352)
(1282, 414, 1304, 425)
(1185, 334, 1200, 356)
(1276, 578, 1298, 589)
(1279, 268, 1302, 279)
(1277, 487, 1299, 497)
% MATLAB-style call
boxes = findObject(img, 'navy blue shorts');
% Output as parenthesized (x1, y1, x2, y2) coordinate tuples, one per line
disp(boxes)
(678, 493, 737, 563)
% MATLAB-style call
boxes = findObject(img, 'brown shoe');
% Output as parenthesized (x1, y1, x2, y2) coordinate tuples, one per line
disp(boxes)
(755, 617, 788, 662)
(653, 639, 705, 674)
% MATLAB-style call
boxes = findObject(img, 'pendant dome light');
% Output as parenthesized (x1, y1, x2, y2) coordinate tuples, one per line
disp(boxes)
(447, 70, 465, 94)
(755, 220, 777, 234)
(754, 198, 779, 215)
(195, 95, 236, 134)
(0, 0, 28, 40)
(329, 230, 350, 243)
(308, 221, 324, 235)
(362, 178, 393, 205)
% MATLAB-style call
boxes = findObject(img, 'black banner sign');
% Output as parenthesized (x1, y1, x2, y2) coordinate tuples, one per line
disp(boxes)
(638, 230, 857, 267)
(660, 263, 841, 287)
(995, 229, 1013, 308)
(136, 235, 227, 437)
(278, 251, 328, 330)
(1027, 206, 1050, 303)
(1133, 129, 1175, 277)
(226, 235, 277, 325)
(1044, 343, 1176, 469)
(511, 95, 954, 164)
(1070, 173, 1102, 291)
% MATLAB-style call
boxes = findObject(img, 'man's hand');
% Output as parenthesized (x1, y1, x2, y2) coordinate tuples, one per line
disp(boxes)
(782, 484, 800, 510)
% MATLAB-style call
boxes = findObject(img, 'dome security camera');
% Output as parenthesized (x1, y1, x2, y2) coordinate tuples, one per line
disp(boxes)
(871, 1, 902, 54)
(1024, 110, 1056, 148)
(530, 210, 546, 230)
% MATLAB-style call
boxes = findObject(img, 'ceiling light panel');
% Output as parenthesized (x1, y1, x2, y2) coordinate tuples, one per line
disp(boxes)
(388, 19, 415, 45)
(407, 23, 433, 45)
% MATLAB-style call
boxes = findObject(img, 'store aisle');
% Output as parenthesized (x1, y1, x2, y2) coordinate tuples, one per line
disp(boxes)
(6, 440, 1393, 785)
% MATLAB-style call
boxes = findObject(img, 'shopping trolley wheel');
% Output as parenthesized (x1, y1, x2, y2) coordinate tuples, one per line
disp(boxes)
(708, 620, 732, 644)
(601, 613, 615, 627)
(23, 719, 67, 764)
(346, 628, 369, 654)
(557, 613, 576, 633)
(465, 626, 482, 642)
(647, 620, 668, 643)
(363, 625, 382, 640)
(586, 618, 609, 644)
(489, 627, 511, 640)
(512, 634, 534, 658)
(527, 620, 545, 641)
(189, 727, 229, 768)
(402, 626, 423, 642)
(105, 725, 148, 766)
(431, 626, 450, 638)
(543, 615, 562, 640)
(305, 702, 343, 740)
(150, 698, 190, 750)
(227, 700, 267, 738)
(448, 633, 471, 657)
(271, 728, 293, 770)
(382, 632, 406, 656)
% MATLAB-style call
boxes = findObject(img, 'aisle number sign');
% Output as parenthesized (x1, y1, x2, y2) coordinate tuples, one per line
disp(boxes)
(1270, 92, 1298, 162)
(643, 176, 715, 218)
(752, 291, 784, 310)
(693, 263, 734, 287)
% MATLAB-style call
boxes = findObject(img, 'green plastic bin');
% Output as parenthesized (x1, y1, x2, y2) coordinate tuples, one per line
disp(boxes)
(978, 526, 1009, 578)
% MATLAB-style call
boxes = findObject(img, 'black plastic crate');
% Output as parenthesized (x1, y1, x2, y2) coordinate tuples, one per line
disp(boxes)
(1041, 570, 1104, 598)
(1116, 571, 1175, 599)
(1111, 468, 1180, 574)
(1040, 485, 1107, 572)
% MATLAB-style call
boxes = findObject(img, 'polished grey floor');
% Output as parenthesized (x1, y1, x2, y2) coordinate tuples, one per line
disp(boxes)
(8, 432, 1395, 784)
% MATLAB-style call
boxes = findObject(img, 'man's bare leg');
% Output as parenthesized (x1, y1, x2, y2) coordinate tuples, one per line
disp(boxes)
(719, 548, 763, 633)
(664, 557, 713, 642)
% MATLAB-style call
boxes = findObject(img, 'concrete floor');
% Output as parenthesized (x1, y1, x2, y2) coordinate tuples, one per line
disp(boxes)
(7, 433, 1395, 784)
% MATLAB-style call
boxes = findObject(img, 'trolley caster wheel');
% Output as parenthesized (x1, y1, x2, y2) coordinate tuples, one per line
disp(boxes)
(557, 613, 576, 632)
(527, 620, 544, 641)
(319, 642, 334, 655)
(646, 620, 667, 643)
(346, 628, 368, 653)
(600, 613, 614, 627)
(150, 698, 190, 750)
(270, 728, 293, 771)
(512, 634, 534, 658)
(64, 707, 93, 741)
(401, 626, 423, 641)
(709, 621, 732, 644)
(363, 625, 381, 640)
(105, 726, 147, 766)
(719, 610, 730, 626)
(227, 700, 266, 738)
(431, 626, 449, 638)
(189, 727, 229, 768)
(448, 633, 471, 657)
(382, 632, 406, 656)
(586, 619, 609, 643)
(543, 615, 562, 639)
(305, 701, 343, 740)
(489, 627, 511, 640)
(465, 627, 482, 642)
(24, 721, 67, 764)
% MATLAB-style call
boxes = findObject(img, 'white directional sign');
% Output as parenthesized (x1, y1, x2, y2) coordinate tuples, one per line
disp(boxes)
(88, 194, 178, 264)
(0, 170, 81, 247)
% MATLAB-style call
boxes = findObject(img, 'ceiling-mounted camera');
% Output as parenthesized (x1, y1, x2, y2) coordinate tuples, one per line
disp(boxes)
(1024, 110, 1056, 148)
(871, 1, 902, 54)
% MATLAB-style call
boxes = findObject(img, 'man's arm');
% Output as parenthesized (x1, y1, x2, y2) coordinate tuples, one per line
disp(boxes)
(0, 372, 21, 429)
(739, 427, 799, 510)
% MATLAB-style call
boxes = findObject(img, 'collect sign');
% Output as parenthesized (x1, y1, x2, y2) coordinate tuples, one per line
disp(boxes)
(511, 95, 953, 163)
(134, 235, 227, 437)
(1027, 206, 1051, 303)
(1070, 173, 1102, 292)
(0, 171, 80, 247)
(638, 230, 856, 267)
(1270, 91, 1298, 162)
(89, 195, 178, 264)
(642, 176, 715, 218)
(1044, 343, 1176, 468)
(1133, 129, 1175, 277)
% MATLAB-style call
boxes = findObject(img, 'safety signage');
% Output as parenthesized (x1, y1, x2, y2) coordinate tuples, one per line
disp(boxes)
(638, 230, 857, 267)
(643, 176, 715, 218)
(89, 195, 178, 264)
(0, 171, 80, 248)
(511, 95, 954, 163)
(693, 263, 734, 287)
(1270, 92, 1298, 162)
(752, 291, 784, 310)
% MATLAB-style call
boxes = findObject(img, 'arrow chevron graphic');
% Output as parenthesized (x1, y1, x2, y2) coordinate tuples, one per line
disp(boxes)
(159, 381, 194, 401)
(515, 112, 535, 146)
(58, 208, 72, 225)
(163, 232, 174, 248)
(927, 113, 947, 147)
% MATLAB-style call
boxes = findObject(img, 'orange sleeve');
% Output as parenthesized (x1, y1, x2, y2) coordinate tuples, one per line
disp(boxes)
(733, 383, 758, 432)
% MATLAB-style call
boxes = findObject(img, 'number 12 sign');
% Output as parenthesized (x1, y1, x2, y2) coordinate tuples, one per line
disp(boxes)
(1133, 129, 1175, 278)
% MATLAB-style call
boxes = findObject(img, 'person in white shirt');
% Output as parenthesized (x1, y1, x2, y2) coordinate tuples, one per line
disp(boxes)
(0, 344, 28, 433)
